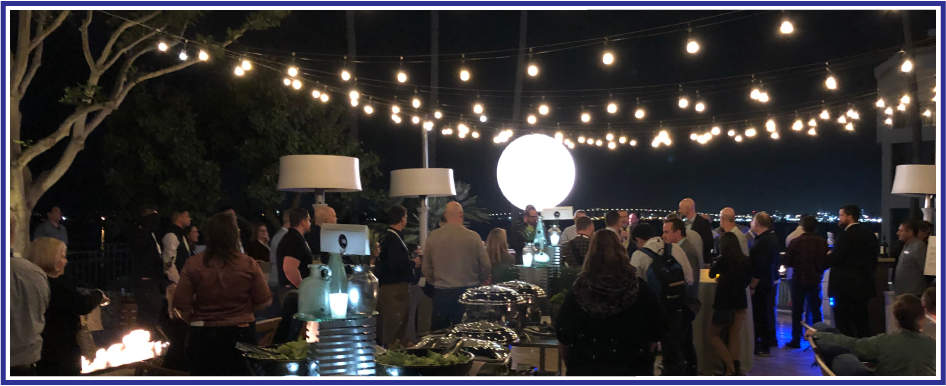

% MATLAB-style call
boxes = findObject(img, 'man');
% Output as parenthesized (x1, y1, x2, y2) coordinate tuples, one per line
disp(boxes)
(785, 214, 811, 247)
(561, 216, 593, 268)
(918, 221, 933, 244)
(717, 207, 750, 256)
(274, 208, 314, 344)
(33, 205, 68, 245)
(306, 204, 337, 265)
(662, 218, 700, 375)
(375, 206, 421, 346)
(618, 210, 631, 248)
(261, 211, 291, 319)
(10, 214, 50, 376)
(423, 201, 491, 330)
(784, 215, 828, 349)
(558, 210, 587, 246)
(894, 221, 928, 297)
(604, 210, 627, 243)
(679, 198, 713, 265)
(129, 205, 165, 337)
(161, 211, 192, 273)
(748, 212, 780, 357)
(627, 211, 642, 254)
(509, 205, 538, 264)
(630, 223, 692, 375)
(827, 204, 879, 338)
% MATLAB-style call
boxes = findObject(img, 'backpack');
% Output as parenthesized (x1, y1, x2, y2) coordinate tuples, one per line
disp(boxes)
(641, 242, 687, 312)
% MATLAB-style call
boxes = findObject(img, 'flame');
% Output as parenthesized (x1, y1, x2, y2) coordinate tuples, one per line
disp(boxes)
(81, 329, 168, 373)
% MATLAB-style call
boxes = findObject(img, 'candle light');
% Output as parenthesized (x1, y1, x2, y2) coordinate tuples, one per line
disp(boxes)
(329, 293, 348, 319)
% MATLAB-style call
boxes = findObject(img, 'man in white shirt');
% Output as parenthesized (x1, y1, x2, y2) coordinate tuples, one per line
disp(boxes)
(558, 210, 586, 246)
(604, 210, 629, 245)
(10, 215, 50, 376)
(629, 223, 694, 286)
(162, 211, 192, 275)
(718, 207, 750, 256)
(785, 215, 809, 247)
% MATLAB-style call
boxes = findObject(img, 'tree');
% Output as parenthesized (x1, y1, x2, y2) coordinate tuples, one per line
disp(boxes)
(396, 180, 489, 244)
(10, 10, 289, 255)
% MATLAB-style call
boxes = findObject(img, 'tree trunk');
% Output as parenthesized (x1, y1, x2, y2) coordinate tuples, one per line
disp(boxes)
(11, 169, 32, 257)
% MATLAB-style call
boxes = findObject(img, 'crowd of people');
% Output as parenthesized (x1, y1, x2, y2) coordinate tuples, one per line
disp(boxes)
(8, 198, 937, 377)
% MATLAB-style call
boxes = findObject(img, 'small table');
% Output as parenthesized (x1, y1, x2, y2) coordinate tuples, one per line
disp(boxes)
(512, 335, 561, 373)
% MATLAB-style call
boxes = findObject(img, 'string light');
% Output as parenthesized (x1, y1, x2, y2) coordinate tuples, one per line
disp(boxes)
(397, 71, 408, 83)
(391, 114, 401, 123)
(845, 123, 854, 131)
(897, 104, 906, 111)
(876, 99, 885, 108)
(292, 79, 302, 90)
(885, 117, 893, 125)
(578, 136, 586, 144)
(602, 51, 614, 65)
(885, 107, 894, 115)
(528, 64, 539, 77)
(635, 109, 645, 119)
(686, 40, 700, 54)
(364, 105, 374, 115)
(412, 98, 421, 108)
(745, 128, 758, 137)
(458, 132, 467, 139)
(392, 105, 401, 114)
(423, 121, 434, 131)
(780, 20, 794, 34)
(792, 120, 803, 131)
(280, 77, 290, 86)
(157, 41, 168, 51)
(808, 128, 817, 136)
(678, 97, 689, 109)
(837, 116, 847, 124)
(458, 123, 469, 134)
(711, 126, 721, 135)
(472, 131, 480, 138)
(606, 133, 614, 141)
(350, 99, 358, 107)
(473, 103, 484, 114)
(595, 139, 604, 147)
(901, 59, 913, 73)
(241, 60, 252, 71)
(629, 139, 637, 146)
(480, 115, 488, 122)
(727, 129, 736, 137)
(198, 50, 209, 61)
(341, 70, 351, 81)
(350, 91, 360, 100)
(554, 132, 564, 142)
(766, 119, 777, 132)
(771, 132, 780, 140)
(288, 66, 298, 77)
(539, 105, 550, 115)
(820, 110, 830, 120)
(758, 93, 770, 103)
(924, 109, 932, 117)
(825, 75, 837, 90)
(442, 128, 453, 135)
(750, 88, 761, 100)
(607, 103, 618, 114)
(619, 136, 627, 144)
(434, 111, 443, 119)
(460, 69, 471, 82)
(695, 102, 705, 112)
(690, 133, 698, 141)
(735, 135, 744, 142)
(808, 119, 817, 127)
(608, 142, 617, 150)
(527, 115, 537, 124)
(412, 116, 421, 124)
(581, 113, 591, 123)
(178, 50, 188, 61)
(320, 93, 330, 103)
(846, 109, 859, 120)
(901, 95, 911, 104)
(234, 66, 245, 76)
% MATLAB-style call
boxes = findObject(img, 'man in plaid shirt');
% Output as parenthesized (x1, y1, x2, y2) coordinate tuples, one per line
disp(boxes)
(784, 215, 829, 348)
(562, 217, 594, 268)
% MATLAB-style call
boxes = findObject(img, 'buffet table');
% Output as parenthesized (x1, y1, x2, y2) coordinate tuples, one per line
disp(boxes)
(692, 269, 755, 375)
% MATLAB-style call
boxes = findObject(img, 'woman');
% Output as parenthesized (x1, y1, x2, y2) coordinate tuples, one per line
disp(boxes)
(485, 228, 516, 284)
(174, 213, 272, 376)
(244, 222, 270, 262)
(185, 225, 199, 256)
(556, 230, 666, 376)
(29, 237, 104, 376)
(707, 232, 753, 376)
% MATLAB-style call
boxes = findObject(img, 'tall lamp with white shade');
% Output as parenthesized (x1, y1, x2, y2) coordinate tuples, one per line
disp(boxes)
(278, 155, 362, 206)
(891, 164, 936, 223)
(389, 168, 456, 248)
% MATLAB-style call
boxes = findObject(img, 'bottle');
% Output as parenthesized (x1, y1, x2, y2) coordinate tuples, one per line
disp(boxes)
(880, 236, 889, 258)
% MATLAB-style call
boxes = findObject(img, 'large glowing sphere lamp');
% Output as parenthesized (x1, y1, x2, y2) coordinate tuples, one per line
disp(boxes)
(496, 134, 575, 211)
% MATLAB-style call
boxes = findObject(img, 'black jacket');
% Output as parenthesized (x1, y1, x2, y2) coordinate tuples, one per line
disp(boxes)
(749, 230, 781, 288)
(36, 275, 103, 376)
(689, 215, 714, 265)
(130, 213, 166, 286)
(507, 223, 529, 265)
(827, 223, 879, 300)
(374, 228, 415, 286)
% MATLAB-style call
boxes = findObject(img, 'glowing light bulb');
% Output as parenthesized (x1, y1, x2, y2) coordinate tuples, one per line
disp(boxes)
(876, 99, 885, 108)
(528, 64, 539, 77)
(606, 133, 614, 141)
(473, 104, 484, 114)
(758, 93, 770, 103)
(178, 51, 188, 61)
(434, 111, 442, 119)
(635, 109, 645, 119)
(602, 52, 614, 65)
(391, 114, 400, 123)
(555, 132, 564, 142)
(847, 109, 859, 120)
(350, 99, 358, 107)
(678, 98, 689, 109)
(283, 78, 291, 86)
(241, 60, 252, 71)
(766, 120, 776, 132)
(442, 128, 453, 135)
(198, 50, 209, 61)
(727, 130, 736, 137)
(619, 136, 627, 144)
(792, 120, 803, 131)
(341, 70, 351, 81)
(607, 103, 618, 114)
(652, 140, 660, 148)
(735, 135, 744, 142)
(825, 76, 837, 90)
(746, 128, 757, 137)
(392, 105, 401, 114)
(901, 60, 913, 73)
(364, 105, 374, 115)
(539, 105, 549, 115)
(608, 142, 617, 150)
(595, 139, 603, 147)
(780, 20, 794, 34)
(412, 116, 421, 124)
(578, 136, 586, 144)
(459, 69, 470, 81)
(157, 42, 168, 52)
(820, 110, 830, 120)
(288, 67, 298, 77)
(750, 88, 761, 100)
(412, 98, 421, 108)
(472, 131, 480, 138)
(695, 102, 705, 112)
(711, 126, 721, 136)
(924, 109, 932, 117)
(845, 123, 854, 131)
(292, 80, 302, 90)
(527, 115, 537, 125)
(234, 67, 245, 76)
(808, 128, 817, 136)
(808, 119, 817, 127)
(885, 107, 893, 115)
(397, 72, 407, 83)
(771, 132, 780, 140)
(898, 104, 906, 111)
(630, 139, 637, 146)
(686, 40, 700, 54)
(480, 115, 488, 122)
(581, 113, 591, 123)
(350, 91, 359, 100)
(837, 116, 847, 124)
(885, 118, 893, 125)
(423, 121, 434, 130)
(690, 133, 698, 141)
(901, 95, 911, 104)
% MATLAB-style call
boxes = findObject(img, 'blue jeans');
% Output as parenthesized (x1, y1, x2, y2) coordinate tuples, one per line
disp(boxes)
(791, 281, 823, 341)
(431, 287, 474, 331)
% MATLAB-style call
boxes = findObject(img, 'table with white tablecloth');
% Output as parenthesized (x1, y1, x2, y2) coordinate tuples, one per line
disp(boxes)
(692, 269, 755, 375)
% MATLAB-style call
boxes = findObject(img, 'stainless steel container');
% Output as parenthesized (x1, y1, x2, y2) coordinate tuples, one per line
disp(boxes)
(459, 285, 526, 329)
(445, 321, 521, 346)
(496, 281, 548, 327)
(301, 315, 377, 376)
(414, 336, 511, 376)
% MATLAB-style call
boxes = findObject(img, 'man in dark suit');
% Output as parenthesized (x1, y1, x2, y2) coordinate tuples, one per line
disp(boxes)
(508, 205, 538, 265)
(827, 204, 879, 338)
(748, 212, 781, 356)
(679, 198, 714, 266)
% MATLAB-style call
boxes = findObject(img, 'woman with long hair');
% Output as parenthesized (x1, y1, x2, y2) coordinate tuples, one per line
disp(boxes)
(485, 228, 515, 284)
(707, 232, 753, 375)
(556, 230, 666, 376)
(244, 222, 271, 262)
(174, 213, 272, 376)
(28, 237, 104, 376)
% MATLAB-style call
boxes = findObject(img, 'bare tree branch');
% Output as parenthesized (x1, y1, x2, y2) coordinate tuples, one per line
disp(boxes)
(110, 44, 157, 97)
(96, 10, 161, 67)
(79, 11, 95, 70)
(102, 28, 160, 72)
(27, 138, 86, 207)
(15, 103, 107, 168)
(13, 11, 34, 92)
(18, 41, 43, 95)
(28, 10, 69, 52)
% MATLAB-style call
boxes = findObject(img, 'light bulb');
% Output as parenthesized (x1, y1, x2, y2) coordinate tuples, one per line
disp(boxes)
(527, 115, 537, 124)
(848, 110, 860, 120)
(727, 129, 736, 137)
(458, 132, 467, 139)
(320, 93, 330, 103)
(460, 69, 470, 81)
(539, 105, 549, 115)
(766, 120, 776, 132)
(690, 133, 698, 141)
(234, 67, 245, 76)
(283, 78, 291, 86)
(412, 116, 421, 125)
(288, 66, 298, 77)
(898, 104, 906, 111)
(750, 88, 760, 100)
(619, 136, 627, 144)
(629, 139, 637, 146)
(528, 64, 539, 77)
(711, 126, 721, 135)
(392, 105, 401, 114)
(678, 98, 689, 108)
(596, 139, 603, 147)
(473, 104, 484, 114)
(635, 109, 645, 119)
(876, 99, 885, 108)
(735, 135, 744, 142)
(423, 121, 434, 130)
(759, 93, 770, 103)
(901, 95, 911, 104)
(581, 113, 591, 123)
(924, 109, 932, 117)
(472, 131, 480, 138)
(555, 132, 564, 142)
(480, 115, 488, 122)
(608, 142, 617, 149)
(391, 114, 400, 123)
(808, 119, 817, 127)
(820, 110, 830, 120)
(157, 42, 168, 51)
(567, 142, 575, 149)
(350, 91, 360, 100)
(292, 80, 302, 90)
(845, 123, 854, 131)
(578, 136, 586, 144)
(771, 132, 780, 139)
(241, 60, 252, 71)
(178, 51, 188, 61)
(901, 60, 913, 73)
(364, 105, 374, 115)
(341, 70, 351, 81)
(686, 40, 700, 54)
(837, 116, 847, 124)
(606, 133, 614, 141)
(602, 52, 614, 65)
(746, 128, 757, 137)
(434, 111, 442, 119)
(351, 99, 359, 107)
(825, 76, 837, 90)
(607, 103, 618, 114)
(442, 128, 453, 135)
(695, 102, 705, 112)
(792, 120, 803, 131)
(808, 128, 817, 136)
(198, 50, 209, 61)
(397, 72, 407, 83)
(652, 140, 660, 148)
(780, 20, 794, 34)
(885, 117, 893, 125)
(412, 98, 421, 108)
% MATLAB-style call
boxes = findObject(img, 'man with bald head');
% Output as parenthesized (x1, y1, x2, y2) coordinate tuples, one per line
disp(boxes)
(423, 202, 492, 329)
(679, 198, 714, 264)
(717, 208, 750, 256)
(306, 204, 338, 264)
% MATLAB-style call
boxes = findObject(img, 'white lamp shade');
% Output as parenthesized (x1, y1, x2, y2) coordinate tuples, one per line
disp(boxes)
(278, 155, 362, 192)
(390, 168, 456, 197)
(891, 164, 935, 197)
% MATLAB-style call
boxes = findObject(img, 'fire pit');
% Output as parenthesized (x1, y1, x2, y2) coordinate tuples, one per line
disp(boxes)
(81, 329, 168, 374)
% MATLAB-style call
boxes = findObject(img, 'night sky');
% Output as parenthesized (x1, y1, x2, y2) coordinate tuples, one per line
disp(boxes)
(27, 9, 937, 220)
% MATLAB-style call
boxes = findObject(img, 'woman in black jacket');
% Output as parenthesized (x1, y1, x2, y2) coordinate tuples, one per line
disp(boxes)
(28, 237, 104, 376)
(707, 232, 753, 375)
(556, 230, 666, 376)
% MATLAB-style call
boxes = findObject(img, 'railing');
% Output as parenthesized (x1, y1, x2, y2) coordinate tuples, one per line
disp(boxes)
(65, 243, 132, 291)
